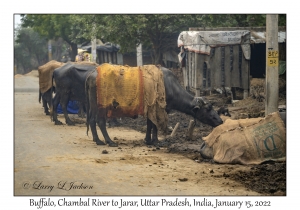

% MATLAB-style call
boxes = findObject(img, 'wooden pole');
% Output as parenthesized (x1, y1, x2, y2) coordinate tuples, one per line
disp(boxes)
(186, 120, 195, 140)
(195, 53, 201, 97)
(265, 15, 279, 115)
(170, 122, 180, 137)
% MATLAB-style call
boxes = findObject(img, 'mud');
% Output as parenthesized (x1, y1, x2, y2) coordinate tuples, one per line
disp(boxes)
(121, 108, 286, 196)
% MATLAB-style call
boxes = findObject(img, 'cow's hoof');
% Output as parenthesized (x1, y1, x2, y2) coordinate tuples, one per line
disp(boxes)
(55, 121, 63, 125)
(45, 112, 50, 115)
(145, 139, 153, 145)
(107, 141, 118, 147)
(96, 140, 106, 145)
(109, 120, 122, 127)
(66, 121, 75, 126)
(152, 139, 159, 146)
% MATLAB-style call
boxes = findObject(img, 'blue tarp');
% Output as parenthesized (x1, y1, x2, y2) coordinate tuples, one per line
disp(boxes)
(57, 101, 80, 114)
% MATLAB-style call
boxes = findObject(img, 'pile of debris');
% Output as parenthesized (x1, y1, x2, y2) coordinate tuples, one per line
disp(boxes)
(250, 78, 265, 102)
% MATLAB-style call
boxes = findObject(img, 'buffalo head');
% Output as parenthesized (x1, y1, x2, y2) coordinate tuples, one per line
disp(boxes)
(192, 97, 223, 127)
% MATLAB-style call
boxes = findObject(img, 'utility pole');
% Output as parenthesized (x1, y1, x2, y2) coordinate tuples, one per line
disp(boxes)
(136, 30, 143, 66)
(136, 43, 143, 66)
(48, 40, 52, 61)
(91, 38, 97, 63)
(91, 22, 97, 63)
(265, 14, 279, 115)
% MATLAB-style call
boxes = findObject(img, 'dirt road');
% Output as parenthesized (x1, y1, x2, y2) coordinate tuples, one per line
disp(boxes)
(14, 72, 284, 196)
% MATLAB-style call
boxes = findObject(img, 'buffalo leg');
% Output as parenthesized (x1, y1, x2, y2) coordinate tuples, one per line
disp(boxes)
(45, 95, 51, 115)
(60, 98, 75, 126)
(77, 102, 86, 118)
(145, 119, 159, 145)
(41, 89, 52, 115)
(145, 118, 153, 145)
(151, 122, 159, 145)
(89, 115, 105, 145)
(87, 80, 106, 146)
(52, 94, 63, 125)
(98, 118, 118, 147)
(46, 100, 51, 116)
(42, 97, 50, 115)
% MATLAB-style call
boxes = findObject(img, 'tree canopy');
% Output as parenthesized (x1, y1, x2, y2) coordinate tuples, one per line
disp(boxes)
(68, 14, 286, 64)
(17, 14, 286, 66)
(20, 14, 87, 61)
(14, 27, 48, 74)
(68, 14, 205, 64)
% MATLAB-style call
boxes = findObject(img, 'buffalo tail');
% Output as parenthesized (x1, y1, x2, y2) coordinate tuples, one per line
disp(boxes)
(49, 74, 54, 121)
(85, 74, 90, 136)
(39, 91, 42, 103)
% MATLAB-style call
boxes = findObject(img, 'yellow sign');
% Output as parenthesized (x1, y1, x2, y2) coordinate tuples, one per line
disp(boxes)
(267, 50, 279, 67)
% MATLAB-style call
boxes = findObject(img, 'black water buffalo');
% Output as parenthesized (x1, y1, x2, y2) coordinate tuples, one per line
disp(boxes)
(85, 67, 223, 147)
(51, 62, 97, 125)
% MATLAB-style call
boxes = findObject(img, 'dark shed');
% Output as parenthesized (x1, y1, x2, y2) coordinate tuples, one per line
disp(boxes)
(81, 42, 123, 65)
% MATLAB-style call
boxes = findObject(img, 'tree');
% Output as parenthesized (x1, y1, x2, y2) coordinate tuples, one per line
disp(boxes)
(19, 14, 286, 65)
(21, 14, 88, 61)
(199, 14, 286, 27)
(70, 14, 286, 65)
(70, 14, 203, 65)
(14, 27, 48, 74)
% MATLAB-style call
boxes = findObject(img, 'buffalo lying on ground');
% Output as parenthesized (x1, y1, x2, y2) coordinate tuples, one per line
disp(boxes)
(85, 66, 223, 147)
(50, 62, 97, 125)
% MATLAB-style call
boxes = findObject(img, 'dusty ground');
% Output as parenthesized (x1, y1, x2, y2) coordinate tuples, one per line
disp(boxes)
(121, 103, 286, 196)
(14, 71, 286, 196)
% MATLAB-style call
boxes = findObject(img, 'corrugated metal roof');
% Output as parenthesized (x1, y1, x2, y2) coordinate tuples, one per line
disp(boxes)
(186, 27, 286, 44)
(81, 43, 120, 53)
(178, 30, 252, 58)
(250, 31, 286, 44)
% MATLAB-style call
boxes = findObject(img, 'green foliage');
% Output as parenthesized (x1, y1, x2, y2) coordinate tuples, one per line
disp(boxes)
(21, 15, 56, 38)
(71, 14, 286, 64)
(199, 14, 285, 28)
(14, 42, 32, 74)
(21, 14, 91, 61)
(14, 27, 48, 74)
(70, 14, 203, 63)
(18, 14, 286, 65)
(278, 14, 286, 26)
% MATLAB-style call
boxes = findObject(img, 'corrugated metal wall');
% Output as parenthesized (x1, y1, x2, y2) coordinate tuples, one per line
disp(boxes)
(97, 51, 120, 65)
(184, 45, 249, 95)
